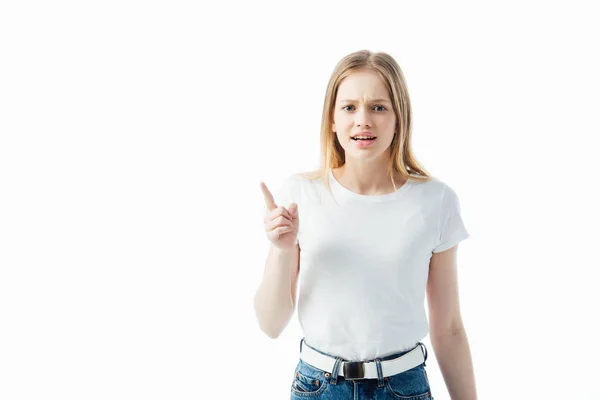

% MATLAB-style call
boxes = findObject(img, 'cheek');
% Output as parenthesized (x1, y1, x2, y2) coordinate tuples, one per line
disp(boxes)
(335, 132, 349, 148)
(333, 110, 349, 123)
(336, 116, 353, 129)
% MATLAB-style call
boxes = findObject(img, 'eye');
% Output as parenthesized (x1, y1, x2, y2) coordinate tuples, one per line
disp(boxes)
(341, 105, 387, 112)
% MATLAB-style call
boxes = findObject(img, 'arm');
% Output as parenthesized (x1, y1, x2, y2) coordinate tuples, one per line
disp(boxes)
(426, 244, 478, 400)
(253, 243, 300, 339)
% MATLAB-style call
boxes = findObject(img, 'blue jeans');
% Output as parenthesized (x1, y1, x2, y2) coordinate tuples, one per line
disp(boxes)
(291, 338, 433, 399)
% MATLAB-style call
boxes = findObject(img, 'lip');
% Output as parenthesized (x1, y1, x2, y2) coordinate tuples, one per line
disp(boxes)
(351, 131, 376, 138)
(352, 136, 377, 148)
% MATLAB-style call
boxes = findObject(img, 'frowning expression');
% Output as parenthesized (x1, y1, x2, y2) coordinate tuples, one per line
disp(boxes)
(332, 69, 397, 159)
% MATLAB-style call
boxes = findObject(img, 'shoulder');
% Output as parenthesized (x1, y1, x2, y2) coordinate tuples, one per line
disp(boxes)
(413, 174, 463, 195)
(290, 169, 322, 181)
(408, 175, 465, 214)
(281, 170, 331, 204)
(276, 170, 318, 193)
(419, 177, 465, 216)
(283, 170, 324, 188)
(409, 174, 447, 197)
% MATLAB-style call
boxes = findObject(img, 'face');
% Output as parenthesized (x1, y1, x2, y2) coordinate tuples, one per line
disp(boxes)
(332, 69, 397, 161)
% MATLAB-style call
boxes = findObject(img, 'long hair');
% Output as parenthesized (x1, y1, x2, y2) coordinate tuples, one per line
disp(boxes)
(297, 50, 432, 199)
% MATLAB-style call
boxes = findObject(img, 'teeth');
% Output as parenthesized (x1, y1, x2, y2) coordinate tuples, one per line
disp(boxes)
(353, 136, 375, 140)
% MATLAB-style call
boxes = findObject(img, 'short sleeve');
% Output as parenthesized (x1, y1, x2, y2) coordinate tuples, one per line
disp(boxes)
(432, 185, 469, 253)
(261, 175, 300, 244)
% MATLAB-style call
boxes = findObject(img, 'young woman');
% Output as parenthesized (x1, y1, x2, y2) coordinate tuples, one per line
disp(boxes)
(255, 50, 477, 400)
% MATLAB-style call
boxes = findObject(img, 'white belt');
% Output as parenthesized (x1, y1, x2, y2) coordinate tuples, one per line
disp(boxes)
(300, 341, 425, 380)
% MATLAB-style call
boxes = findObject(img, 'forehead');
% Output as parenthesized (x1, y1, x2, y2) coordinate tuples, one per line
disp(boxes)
(336, 69, 389, 100)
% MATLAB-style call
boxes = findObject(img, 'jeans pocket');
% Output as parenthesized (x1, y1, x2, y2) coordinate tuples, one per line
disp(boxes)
(290, 360, 328, 397)
(384, 363, 432, 400)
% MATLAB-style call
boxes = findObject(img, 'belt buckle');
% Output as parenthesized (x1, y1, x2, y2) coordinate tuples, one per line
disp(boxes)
(343, 361, 365, 380)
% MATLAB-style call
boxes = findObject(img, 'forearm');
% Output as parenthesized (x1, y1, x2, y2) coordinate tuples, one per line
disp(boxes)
(430, 329, 477, 400)
(253, 245, 295, 338)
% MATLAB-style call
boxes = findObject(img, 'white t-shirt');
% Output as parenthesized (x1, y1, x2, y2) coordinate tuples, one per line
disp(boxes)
(266, 168, 469, 362)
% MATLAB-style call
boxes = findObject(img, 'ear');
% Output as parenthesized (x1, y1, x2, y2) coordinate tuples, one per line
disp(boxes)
(331, 122, 336, 132)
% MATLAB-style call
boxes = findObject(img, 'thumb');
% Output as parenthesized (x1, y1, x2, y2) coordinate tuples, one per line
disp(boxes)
(289, 203, 298, 216)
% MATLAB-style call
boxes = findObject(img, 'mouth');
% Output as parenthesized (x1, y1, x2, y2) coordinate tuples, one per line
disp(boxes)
(351, 136, 378, 147)
(351, 131, 377, 141)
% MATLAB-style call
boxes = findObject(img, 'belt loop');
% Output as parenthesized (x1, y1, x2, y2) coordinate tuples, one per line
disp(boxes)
(418, 342, 428, 366)
(375, 358, 385, 388)
(300, 337, 304, 354)
(330, 357, 343, 385)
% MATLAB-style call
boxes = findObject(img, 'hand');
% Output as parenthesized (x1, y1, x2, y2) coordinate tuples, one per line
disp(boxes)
(260, 181, 299, 250)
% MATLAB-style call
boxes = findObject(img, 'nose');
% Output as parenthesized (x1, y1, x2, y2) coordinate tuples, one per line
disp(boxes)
(355, 107, 372, 128)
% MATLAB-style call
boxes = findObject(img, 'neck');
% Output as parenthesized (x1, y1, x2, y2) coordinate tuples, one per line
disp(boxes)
(333, 162, 403, 195)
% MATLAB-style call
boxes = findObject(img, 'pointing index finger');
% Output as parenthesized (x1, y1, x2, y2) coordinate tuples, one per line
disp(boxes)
(260, 182, 277, 211)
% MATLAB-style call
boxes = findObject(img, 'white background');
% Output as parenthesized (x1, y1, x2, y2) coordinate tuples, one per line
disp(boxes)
(1, 1, 599, 399)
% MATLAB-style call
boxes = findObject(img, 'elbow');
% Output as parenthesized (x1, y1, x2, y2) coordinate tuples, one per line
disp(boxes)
(431, 325, 467, 343)
(253, 301, 284, 339)
(262, 326, 282, 339)
(256, 316, 283, 339)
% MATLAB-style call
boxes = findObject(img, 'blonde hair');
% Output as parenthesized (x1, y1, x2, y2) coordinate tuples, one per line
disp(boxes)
(296, 49, 433, 199)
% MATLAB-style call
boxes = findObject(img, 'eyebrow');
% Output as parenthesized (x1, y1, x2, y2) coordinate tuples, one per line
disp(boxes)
(340, 99, 391, 104)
